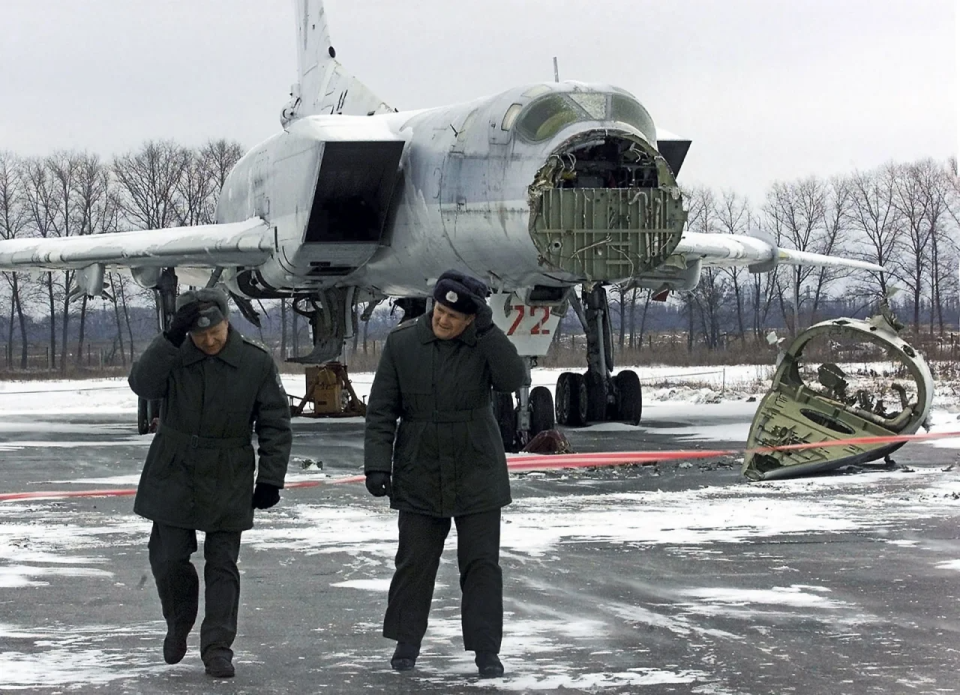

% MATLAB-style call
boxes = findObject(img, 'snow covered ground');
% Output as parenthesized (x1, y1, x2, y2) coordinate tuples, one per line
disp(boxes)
(2, 364, 960, 692)
(0, 363, 781, 416)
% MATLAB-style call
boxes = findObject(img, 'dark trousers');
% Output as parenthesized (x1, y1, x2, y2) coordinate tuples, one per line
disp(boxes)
(384, 509, 503, 653)
(148, 522, 242, 662)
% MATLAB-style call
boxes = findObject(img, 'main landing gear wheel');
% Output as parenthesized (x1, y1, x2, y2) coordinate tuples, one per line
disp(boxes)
(137, 397, 160, 435)
(615, 369, 642, 425)
(529, 386, 555, 438)
(555, 372, 588, 427)
(494, 391, 517, 452)
(137, 397, 150, 435)
(584, 371, 607, 423)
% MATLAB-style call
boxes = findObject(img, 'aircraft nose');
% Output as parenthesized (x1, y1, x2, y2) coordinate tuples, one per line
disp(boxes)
(527, 128, 687, 283)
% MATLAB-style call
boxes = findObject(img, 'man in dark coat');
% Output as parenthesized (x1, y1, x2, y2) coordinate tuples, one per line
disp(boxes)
(364, 270, 526, 678)
(128, 287, 291, 679)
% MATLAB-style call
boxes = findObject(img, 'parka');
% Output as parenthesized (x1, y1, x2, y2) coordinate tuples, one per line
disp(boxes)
(364, 312, 526, 518)
(128, 328, 291, 532)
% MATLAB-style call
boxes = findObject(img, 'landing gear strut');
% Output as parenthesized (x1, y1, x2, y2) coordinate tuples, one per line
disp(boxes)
(555, 285, 642, 427)
(494, 357, 556, 452)
(138, 267, 178, 434)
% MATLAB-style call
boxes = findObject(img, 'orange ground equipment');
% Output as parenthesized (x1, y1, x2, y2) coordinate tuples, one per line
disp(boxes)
(288, 363, 366, 418)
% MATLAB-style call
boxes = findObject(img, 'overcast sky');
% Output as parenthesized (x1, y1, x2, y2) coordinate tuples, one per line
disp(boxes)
(0, 0, 955, 202)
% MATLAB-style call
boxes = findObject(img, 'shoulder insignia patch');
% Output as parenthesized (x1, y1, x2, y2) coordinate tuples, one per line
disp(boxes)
(241, 335, 271, 354)
(391, 319, 417, 333)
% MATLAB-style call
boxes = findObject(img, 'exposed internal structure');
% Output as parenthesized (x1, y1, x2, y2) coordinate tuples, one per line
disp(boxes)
(743, 316, 933, 481)
(529, 131, 686, 282)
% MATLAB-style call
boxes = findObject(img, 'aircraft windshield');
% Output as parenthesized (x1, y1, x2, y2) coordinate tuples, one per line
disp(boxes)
(515, 91, 656, 143)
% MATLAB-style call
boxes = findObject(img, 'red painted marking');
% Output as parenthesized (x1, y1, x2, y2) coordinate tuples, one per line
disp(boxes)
(506, 305, 525, 336)
(535, 307, 551, 336)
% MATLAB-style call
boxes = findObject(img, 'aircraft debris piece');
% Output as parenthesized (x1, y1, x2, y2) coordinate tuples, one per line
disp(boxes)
(288, 363, 366, 418)
(742, 315, 933, 481)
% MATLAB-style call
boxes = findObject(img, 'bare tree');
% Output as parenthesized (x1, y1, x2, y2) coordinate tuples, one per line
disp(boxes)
(201, 139, 245, 193)
(47, 152, 87, 374)
(920, 159, 957, 334)
(716, 190, 751, 343)
(809, 176, 853, 321)
(0, 152, 30, 368)
(763, 177, 839, 333)
(845, 165, 902, 304)
(71, 154, 114, 365)
(113, 140, 190, 230)
(174, 148, 217, 226)
(890, 161, 935, 332)
(21, 157, 63, 369)
(684, 187, 728, 348)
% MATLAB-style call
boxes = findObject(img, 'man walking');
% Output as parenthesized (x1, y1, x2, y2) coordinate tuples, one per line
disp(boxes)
(364, 270, 525, 678)
(129, 287, 291, 678)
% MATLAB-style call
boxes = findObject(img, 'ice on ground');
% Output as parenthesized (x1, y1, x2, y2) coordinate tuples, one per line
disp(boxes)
(0, 622, 166, 689)
(331, 578, 392, 591)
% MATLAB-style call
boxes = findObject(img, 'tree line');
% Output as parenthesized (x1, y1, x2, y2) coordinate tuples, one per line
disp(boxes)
(1, 139, 957, 375)
(0, 140, 243, 371)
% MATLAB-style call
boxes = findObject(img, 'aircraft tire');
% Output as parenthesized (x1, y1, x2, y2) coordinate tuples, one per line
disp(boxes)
(137, 397, 150, 435)
(529, 386, 555, 437)
(493, 391, 518, 453)
(556, 372, 587, 427)
(555, 372, 573, 425)
(615, 370, 642, 425)
(584, 371, 607, 422)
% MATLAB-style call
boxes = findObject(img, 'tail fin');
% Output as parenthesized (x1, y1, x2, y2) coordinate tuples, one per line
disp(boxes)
(281, 0, 395, 125)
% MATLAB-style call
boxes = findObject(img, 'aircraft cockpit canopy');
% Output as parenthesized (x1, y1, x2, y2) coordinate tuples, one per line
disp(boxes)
(514, 90, 656, 144)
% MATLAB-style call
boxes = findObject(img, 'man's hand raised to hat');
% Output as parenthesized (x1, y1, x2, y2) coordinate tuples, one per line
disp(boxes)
(473, 296, 494, 336)
(165, 304, 200, 347)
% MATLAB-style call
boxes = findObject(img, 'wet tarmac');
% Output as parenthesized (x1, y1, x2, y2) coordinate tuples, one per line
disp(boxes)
(1, 399, 959, 694)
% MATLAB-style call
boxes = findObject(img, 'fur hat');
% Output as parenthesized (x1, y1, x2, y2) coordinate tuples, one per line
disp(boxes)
(176, 287, 230, 330)
(432, 270, 489, 315)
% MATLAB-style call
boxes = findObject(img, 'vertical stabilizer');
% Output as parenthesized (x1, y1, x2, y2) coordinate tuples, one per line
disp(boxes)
(281, 0, 395, 126)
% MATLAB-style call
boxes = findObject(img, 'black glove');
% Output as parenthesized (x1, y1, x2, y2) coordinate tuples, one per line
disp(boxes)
(252, 482, 281, 509)
(165, 304, 199, 347)
(473, 299, 494, 336)
(365, 471, 392, 497)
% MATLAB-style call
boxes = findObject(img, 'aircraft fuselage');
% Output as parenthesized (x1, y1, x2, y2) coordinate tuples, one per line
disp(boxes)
(215, 81, 688, 302)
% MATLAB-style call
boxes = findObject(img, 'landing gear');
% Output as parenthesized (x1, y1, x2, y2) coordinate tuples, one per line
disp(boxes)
(136, 268, 179, 435)
(289, 288, 355, 363)
(493, 392, 517, 452)
(137, 397, 160, 435)
(495, 360, 556, 452)
(529, 386, 555, 436)
(555, 284, 643, 427)
(614, 369, 642, 425)
(555, 372, 587, 426)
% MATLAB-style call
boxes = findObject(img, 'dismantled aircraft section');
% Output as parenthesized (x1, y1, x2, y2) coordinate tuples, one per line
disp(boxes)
(742, 313, 934, 481)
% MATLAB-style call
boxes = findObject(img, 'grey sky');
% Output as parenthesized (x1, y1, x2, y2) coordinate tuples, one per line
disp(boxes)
(0, 0, 955, 202)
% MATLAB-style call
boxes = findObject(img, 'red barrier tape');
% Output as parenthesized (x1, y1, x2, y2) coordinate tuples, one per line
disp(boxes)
(3, 430, 959, 503)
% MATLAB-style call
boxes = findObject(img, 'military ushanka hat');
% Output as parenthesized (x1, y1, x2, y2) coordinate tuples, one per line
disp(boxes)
(433, 270, 489, 315)
(176, 287, 230, 331)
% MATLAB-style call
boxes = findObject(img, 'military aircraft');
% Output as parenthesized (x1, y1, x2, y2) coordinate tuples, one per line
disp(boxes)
(0, 0, 882, 446)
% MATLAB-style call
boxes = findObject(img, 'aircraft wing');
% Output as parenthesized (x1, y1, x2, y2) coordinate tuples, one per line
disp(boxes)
(0, 218, 272, 271)
(674, 232, 883, 273)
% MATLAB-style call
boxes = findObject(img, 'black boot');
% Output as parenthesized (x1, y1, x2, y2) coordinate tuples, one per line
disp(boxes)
(204, 655, 235, 678)
(391, 642, 419, 671)
(476, 651, 504, 678)
(162, 623, 190, 665)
